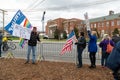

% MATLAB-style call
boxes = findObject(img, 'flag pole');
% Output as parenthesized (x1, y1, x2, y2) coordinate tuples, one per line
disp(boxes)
(41, 11, 46, 33)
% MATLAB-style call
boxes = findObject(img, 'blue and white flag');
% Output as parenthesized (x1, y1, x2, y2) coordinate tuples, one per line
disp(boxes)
(4, 10, 25, 34)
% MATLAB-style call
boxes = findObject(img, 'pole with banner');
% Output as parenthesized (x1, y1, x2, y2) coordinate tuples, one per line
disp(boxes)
(84, 12, 91, 31)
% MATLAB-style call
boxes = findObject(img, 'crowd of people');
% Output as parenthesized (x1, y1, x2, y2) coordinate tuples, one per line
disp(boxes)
(0, 27, 120, 79)
(75, 30, 120, 80)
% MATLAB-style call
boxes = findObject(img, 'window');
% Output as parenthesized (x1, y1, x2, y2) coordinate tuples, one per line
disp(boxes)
(94, 23, 96, 28)
(106, 21, 109, 27)
(98, 23, 101, 27)
(102, 22, 104, 27)
(91, 24, 93, 28)
(117, 20, 120, 26)
(111, 21, 114, 26)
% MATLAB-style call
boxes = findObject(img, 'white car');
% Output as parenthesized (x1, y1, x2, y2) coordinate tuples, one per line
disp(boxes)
(43, 35, 49, 39)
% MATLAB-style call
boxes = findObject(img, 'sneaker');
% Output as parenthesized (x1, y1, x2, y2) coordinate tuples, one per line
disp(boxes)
(24, 61, 29, 64)
(32, 62, 36, 64)
(93, 65, 96, 68)
(101, 66, 105, 68)
(89, 66, 93, 68)
(77, 64, 82, 68)
(89, 65, 96, 69)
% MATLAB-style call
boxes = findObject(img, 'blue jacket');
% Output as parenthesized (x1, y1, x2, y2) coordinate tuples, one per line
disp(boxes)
(106, 41, 120, 71)
(87, 31, 97, 52)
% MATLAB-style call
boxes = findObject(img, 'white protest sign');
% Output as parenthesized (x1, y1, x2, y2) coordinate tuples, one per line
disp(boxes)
(84, 12, 91, 31)
(12, 24, 31, 40)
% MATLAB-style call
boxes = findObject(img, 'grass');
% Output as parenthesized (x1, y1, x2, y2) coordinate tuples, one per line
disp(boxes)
(8, 36, 102, 43)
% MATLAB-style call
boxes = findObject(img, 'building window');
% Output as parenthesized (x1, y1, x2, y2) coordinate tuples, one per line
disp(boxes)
(117, 20, 120, 26)
(98, 23, 101, 27)
(102, 22, 104, 27)
(111, 21, 114, 26)
(94, 23, 96, 28)
(91, 24, 93, 28)
(106, 21, 109, 27)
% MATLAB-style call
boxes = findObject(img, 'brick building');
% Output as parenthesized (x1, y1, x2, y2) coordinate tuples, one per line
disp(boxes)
(46, 11, 120, 38)
(88, 11, 120, 37)
(46, 18, 83, 38)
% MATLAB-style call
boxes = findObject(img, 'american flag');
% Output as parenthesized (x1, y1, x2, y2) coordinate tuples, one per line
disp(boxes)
(60, 30, 77, 55)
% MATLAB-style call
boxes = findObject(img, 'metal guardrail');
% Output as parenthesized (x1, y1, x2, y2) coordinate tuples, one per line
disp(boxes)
(2, 42, 101, 64)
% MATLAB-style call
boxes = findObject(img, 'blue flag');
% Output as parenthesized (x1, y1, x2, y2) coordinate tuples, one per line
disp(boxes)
(4, 10, 25, 34)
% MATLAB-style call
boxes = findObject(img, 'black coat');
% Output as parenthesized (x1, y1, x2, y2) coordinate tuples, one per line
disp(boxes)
(28, 32, 40, 46)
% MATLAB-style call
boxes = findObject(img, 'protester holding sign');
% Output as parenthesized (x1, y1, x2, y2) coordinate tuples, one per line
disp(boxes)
(25, 27, 40, 64)
(84, 12, 97, 69)
(87, 30, 98, 69)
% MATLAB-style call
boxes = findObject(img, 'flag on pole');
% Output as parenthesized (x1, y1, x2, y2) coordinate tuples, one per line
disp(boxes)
(60, 30, 77, 55)
(4, 10, 25, 34)
(4, 10, 32, 48)
(41, 11, 46, 22)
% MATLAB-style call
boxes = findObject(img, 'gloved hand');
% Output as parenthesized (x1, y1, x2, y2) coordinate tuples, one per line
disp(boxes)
(75, 42, 78, 45)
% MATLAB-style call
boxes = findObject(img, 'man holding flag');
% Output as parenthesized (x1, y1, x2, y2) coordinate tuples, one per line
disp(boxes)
(25, 27, 40, 64)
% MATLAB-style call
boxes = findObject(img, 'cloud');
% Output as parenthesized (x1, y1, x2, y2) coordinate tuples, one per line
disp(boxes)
(1, 0, 120, 31)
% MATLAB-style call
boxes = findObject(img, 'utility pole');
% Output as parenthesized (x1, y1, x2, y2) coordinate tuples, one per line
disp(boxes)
(0, 9, 7, 35)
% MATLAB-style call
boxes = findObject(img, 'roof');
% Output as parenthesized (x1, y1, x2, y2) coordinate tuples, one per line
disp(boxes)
(89, 13, 120, 23)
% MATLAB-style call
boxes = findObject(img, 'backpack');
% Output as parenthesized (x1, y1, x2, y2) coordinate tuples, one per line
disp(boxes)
(106, 42, 113, 53)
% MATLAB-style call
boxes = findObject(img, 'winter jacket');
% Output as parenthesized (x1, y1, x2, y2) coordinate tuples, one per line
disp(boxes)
(28, 32, 40, 46)
(112, 35, 120, 44)
(99, 39, 114, 52)
(75, 36, 86, 49)
(106, 41, 120, 71)
(87, 31, 97, 52)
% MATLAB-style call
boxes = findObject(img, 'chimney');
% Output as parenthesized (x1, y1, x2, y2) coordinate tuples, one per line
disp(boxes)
(109, 10, 114, 15)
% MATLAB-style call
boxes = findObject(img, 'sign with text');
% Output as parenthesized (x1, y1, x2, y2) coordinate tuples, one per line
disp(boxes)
(84, 12, 91, 31)
(12, 24, 31, 40)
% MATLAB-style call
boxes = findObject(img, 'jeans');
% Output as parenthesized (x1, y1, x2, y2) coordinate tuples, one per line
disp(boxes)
(26, 45, 36, 63)
(101, 51, 106, 66)
(105, 53, 110, 66)
(77, 48, 84, 66)
(89, 52, 96, 66)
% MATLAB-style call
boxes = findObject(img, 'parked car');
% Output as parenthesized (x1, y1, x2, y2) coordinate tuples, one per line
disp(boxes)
(43, 35, 49, 39)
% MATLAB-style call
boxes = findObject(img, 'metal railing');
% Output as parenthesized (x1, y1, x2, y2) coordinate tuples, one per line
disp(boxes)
(2, 42, 101, 64)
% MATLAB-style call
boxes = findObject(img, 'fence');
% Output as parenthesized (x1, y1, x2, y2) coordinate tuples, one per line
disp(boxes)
(2, 41, 101, 64)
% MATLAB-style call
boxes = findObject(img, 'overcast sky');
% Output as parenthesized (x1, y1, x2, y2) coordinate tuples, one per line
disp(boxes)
(0, 0, 120, 31)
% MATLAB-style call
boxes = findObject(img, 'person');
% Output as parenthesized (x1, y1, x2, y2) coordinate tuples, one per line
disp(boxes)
(87, 30, 97, 69)
(106, 41, 120, 80)
(25, 27, 40, 64)
(99, 34, 114, 68)
(112, 34, 120, 45)
(2, 36, 10, 51)
(0, 32, 3, 57)
(75, 32, 86, 68)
